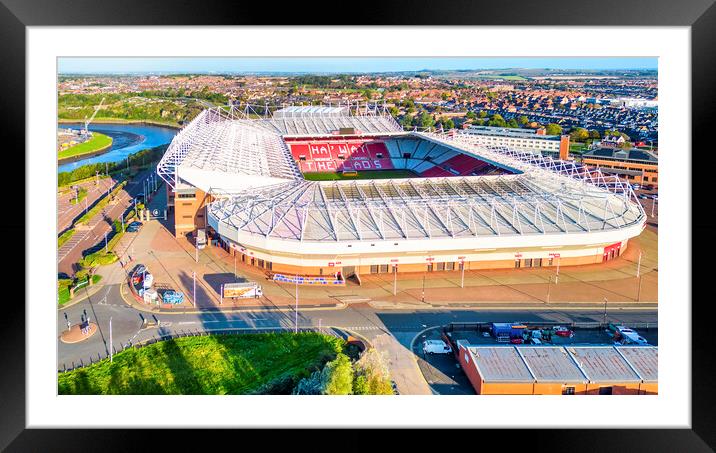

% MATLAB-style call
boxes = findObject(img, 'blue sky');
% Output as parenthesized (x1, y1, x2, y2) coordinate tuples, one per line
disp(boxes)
(58, 57, 657, 74)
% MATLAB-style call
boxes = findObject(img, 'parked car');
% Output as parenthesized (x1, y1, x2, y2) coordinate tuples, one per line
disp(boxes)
(554, 326, 574, 338)
(422, 339, 452, 355)
(126, 221, 143, 232)
(162, 290, 184, 304)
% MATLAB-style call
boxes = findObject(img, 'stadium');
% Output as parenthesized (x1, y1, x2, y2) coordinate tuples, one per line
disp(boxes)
(157, 104, 646, 283)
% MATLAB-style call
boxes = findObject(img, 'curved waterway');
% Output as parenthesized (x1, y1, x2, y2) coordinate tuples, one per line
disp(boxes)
(57, 123, 178, 173)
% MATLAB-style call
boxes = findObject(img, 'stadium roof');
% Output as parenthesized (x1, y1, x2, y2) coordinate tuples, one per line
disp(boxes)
(158, 104, 403, 191)
(207, 131, 644, 244)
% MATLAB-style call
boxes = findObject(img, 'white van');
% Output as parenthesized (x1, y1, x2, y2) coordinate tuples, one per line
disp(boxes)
(422, 340, 452, 355)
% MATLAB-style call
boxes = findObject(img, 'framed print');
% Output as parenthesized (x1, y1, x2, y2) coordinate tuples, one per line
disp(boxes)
(5, 0, 714, 449)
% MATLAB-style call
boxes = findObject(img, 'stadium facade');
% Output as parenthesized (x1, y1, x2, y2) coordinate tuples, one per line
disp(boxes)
(157, 104, 646, 279)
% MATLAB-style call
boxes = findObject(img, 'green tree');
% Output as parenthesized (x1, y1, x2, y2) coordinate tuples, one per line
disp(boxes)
(545, 123, 563, 135)
(465, 111, 477, 120)
(478, 110, 487, 118)
(352, 349, 393, 395)
(322, 354, 353, 395)
(400, 115, 414, 129)
(518, 115, 529, 126)
(570, 127, 589, 142)
(589, 129, 601, 140)
(507, 118, 519, 128)
(417, 111, 435, 129)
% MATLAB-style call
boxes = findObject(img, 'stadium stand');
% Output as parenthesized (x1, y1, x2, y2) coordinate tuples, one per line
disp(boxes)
(287, 136, 509, 178)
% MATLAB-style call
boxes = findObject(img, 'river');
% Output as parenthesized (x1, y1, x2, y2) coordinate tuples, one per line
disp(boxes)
(57, 123, 178, 173)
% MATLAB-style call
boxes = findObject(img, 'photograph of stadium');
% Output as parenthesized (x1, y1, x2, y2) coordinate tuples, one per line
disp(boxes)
(56, 56, 658, 397)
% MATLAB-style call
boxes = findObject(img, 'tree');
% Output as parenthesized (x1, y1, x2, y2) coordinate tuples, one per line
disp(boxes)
(353, 349, 393, 395)
(518, 115, 529, 126)
(417, 111, 435, 129)
(465, 111, 477, 120)
(293, 353, 353, 395)
(589, 129, 601, 140)
(478, 110, 487, 118)
(545, 123, 563, 136)
(570, 127, 589, 142)
(507, 118, 519, 128)
(400, 115, 414, 129)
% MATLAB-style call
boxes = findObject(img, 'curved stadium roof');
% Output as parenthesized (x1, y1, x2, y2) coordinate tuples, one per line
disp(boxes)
(158, 105, 646, 248)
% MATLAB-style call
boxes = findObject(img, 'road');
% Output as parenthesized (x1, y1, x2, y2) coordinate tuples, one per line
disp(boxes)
(57, 169, 155, 276)
(57, 282, 658, 370)
(57, 177, 116, 234)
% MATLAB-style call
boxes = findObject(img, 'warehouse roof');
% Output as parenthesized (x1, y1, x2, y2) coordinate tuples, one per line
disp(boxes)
(567, 346, 642, 383)
(517, 347, 588, 383)
(616, 346, 658, 382)
(467, 346, 534, 382)
(463, 345, 656, 384)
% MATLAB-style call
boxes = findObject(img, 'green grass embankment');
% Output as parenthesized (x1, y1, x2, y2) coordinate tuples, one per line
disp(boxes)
(58, 333, 344, 394)
(58, 132, 113, 161)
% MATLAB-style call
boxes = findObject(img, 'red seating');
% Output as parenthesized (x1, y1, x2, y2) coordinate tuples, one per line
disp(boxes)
(421, 166, 453, 177)
(289, 140, 392, 173)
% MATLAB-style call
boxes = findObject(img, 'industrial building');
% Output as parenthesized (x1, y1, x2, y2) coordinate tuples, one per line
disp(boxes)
(461, 125, 571, 160)
(581, 147, 658, 187)
(157, 104, 645, 282)
(455, 342, 658, 395)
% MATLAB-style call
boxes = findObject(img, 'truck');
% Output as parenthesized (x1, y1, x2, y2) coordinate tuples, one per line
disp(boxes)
(223, 282, 263, 299)
(196, 229, 207, 249)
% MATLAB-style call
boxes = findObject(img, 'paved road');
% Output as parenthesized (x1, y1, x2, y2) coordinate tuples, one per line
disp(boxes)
(57, 170, 155, 276)
(58, 177, 116, 234)
(57, 283, 658, 370)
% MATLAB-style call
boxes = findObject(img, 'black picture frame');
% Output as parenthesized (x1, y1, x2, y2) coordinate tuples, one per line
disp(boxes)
(4, 0, 712, 450)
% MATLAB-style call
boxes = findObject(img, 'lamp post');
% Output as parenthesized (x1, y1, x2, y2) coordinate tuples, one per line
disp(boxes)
(393, 265, 397, 296)
(295, 274, 299, 334)
(109, 317, 113, 363)
(556, 256, 560, 284)
(546, 275, 552, 304)
(193, 271, 196, 308)
(651, 197, 656, 217)
(603, 297, 608, 326)
(636, 251, 642, 278)
(234, 253, 237, 280)
(421, 274, 426, 303)
(460, 261, 465, 288)
(104, 231, 108, 253)
(64, 312, 70, 331)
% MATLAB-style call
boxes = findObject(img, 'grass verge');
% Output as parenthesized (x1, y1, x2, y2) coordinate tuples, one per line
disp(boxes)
(58, 229, 76, 248)
(58, 132, 113, 160)
(58, 332, 344, 394)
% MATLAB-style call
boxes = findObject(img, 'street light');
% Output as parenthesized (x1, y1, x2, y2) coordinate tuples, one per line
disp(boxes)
(193, 271, 197, 308)
(393, 265, 397, 296)
(460, 261, 465, 288)
(421, 274, 426, 303)
(109, 317, 113, 363)
(295, 274, 299, 333)
(603, 297, 608, 326)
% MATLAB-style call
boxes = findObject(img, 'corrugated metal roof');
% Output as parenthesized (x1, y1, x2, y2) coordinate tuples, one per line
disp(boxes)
(468, 346, 534, 382)
(517, 347, 587, 383)
(617, 346, 658, 382)
(567, 346, 641, 383)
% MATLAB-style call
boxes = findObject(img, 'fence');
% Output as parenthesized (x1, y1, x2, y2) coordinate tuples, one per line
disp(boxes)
(445, 320, 657, 333)
(57, 325, 358, 374)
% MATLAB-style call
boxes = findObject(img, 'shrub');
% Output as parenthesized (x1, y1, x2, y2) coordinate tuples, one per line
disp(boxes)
(352, 349, 394, 395)
(293, 353, 353, 395)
